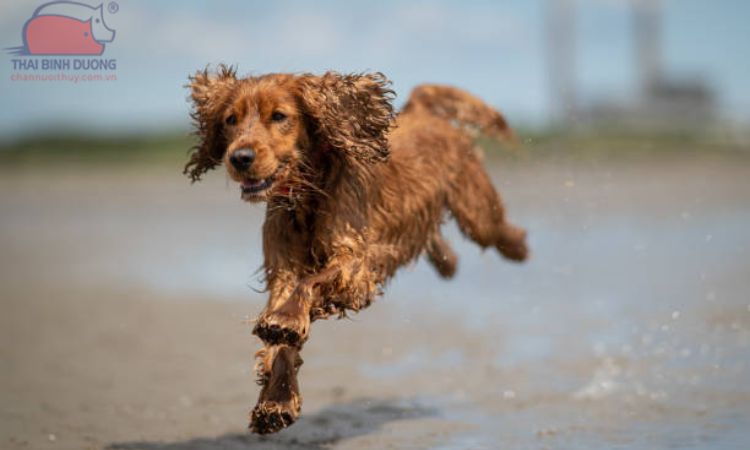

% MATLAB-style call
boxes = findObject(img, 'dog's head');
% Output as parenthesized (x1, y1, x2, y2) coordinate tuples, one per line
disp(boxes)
(184, 66, 394, 202)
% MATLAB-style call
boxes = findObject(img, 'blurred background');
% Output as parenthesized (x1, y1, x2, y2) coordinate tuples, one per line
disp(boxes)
(1, 1, 749, 449)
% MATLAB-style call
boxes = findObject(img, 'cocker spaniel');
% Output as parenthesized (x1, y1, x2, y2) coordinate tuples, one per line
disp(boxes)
(185, 66, 528, 434)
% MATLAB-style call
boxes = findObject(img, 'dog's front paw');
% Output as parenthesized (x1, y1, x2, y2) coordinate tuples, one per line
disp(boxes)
(253, 311, 310, 347)
(249, 400, 300, 434)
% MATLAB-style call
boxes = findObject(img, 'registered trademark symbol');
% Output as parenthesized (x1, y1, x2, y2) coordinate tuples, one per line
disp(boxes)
(108, 1, 119, 14)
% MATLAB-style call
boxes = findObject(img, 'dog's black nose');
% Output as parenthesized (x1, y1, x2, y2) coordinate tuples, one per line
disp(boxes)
(230, 148, 255, 170)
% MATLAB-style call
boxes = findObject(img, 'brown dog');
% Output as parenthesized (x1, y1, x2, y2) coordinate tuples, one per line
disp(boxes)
(185, 67, 528, 434)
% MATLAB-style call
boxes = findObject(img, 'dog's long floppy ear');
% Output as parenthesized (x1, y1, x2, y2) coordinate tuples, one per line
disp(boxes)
(296, 72, 395, 163)
(184, 65, 238, 182)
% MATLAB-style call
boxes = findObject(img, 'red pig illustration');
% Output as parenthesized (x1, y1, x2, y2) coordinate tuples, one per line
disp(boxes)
(13, 1, 115, 55)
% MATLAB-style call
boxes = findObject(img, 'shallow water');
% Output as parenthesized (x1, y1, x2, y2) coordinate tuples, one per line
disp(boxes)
(1, 160, 749, 448)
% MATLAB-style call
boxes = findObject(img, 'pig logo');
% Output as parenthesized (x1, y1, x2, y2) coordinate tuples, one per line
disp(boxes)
(7, 1, 116, 55)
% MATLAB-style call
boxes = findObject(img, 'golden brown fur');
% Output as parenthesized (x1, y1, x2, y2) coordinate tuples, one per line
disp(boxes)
(185, 67, 529, 434)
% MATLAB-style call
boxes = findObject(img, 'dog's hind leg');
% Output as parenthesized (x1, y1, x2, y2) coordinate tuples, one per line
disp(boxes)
(249, 344, 303, 434)
(425, 230, 457, 278)
(447, 155, 528, 262)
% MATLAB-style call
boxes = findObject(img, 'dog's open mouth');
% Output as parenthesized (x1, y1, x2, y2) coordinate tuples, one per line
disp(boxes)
(239, 163, 287, 200)
(241, 176, 274, 194)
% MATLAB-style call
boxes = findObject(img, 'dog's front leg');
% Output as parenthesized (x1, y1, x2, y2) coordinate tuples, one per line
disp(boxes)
(250, 255, 374, 433)
(254, 231, 377, 346)
(254, 267, 339, 347)
(309, 251, 381, 319)
(249, 270, 340, 434)
(253, 290, 312, 348)
(249, 344, 303, 434)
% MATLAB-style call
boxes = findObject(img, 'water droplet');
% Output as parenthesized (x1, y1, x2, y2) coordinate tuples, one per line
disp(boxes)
(671, 310, 680, 320)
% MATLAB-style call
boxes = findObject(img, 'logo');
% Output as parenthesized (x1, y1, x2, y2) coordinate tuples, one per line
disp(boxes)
(7, 1, 116, 56)
(6, 1, 119, 83)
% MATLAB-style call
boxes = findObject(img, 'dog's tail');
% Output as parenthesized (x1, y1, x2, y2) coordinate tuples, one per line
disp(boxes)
(401, 84, 514, 142)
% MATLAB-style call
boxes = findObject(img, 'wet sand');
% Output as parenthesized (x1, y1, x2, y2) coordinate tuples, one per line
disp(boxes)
(1, 158, 750, 449)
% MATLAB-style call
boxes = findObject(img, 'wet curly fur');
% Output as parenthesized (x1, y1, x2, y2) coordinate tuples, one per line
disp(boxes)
(185, 66, 529, 434)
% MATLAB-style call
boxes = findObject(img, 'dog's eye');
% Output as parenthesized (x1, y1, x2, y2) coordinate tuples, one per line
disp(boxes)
(271, 111, 287, 122)
(225, 114, 237, 126)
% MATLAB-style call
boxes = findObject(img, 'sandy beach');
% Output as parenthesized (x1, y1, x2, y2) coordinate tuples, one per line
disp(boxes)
(2, 158, 750, 449)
